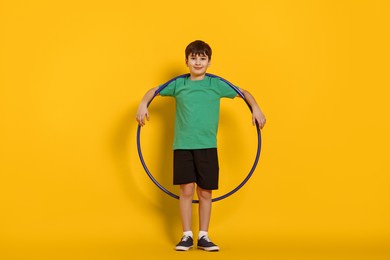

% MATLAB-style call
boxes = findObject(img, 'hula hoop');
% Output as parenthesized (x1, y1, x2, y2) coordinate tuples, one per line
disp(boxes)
(137, 73, 261, 203)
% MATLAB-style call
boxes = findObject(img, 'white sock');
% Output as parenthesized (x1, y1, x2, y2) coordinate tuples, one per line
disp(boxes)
(183, 230, 193, 238)
(198, 230, 208, 239)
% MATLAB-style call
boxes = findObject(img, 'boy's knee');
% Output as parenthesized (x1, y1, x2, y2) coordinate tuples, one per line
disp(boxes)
(180, 183, 195, 197)
(197, 186, 212, 200)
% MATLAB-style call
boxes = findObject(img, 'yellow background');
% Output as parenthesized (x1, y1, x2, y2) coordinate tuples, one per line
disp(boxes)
(1, 0, 389, 259)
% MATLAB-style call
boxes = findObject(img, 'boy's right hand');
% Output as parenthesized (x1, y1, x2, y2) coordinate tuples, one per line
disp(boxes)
(135, 87, 159, 126)
(136, 105, 149, 126)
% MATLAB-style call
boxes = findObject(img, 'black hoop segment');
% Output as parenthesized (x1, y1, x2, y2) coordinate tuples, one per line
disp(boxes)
(137, 73, 262, 203)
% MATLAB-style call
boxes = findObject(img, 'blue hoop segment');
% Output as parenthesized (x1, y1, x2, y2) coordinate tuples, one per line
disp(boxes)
(136, 73, 262, 203)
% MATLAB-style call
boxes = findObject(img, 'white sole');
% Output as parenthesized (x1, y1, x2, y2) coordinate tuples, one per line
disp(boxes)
(198, 246, 219, 251)
(175, 246, 193, 251)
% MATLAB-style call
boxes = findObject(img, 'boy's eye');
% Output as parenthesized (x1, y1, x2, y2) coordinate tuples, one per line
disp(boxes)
(189, 55, 207, 61)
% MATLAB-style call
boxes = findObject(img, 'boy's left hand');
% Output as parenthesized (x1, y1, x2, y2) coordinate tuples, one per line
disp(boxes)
(252, 108, 266, 129)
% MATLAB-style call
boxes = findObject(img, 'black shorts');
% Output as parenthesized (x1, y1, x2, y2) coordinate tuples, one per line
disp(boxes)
(173, 148, 219, 190)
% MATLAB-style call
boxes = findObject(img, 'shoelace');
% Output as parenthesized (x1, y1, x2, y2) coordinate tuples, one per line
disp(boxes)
(182, 235, 191, 242)
(200, 235, 211, 242)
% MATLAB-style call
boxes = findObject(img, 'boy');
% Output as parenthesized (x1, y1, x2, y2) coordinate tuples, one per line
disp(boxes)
(136, 40, 266, 251)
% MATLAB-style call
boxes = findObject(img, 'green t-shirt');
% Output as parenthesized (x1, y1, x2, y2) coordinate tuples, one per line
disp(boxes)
(159, 75, 237, 150)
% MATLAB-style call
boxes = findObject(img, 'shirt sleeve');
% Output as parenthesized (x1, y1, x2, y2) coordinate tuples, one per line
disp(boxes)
(159, 80, 176, 97)
(217, 78, 238, 99)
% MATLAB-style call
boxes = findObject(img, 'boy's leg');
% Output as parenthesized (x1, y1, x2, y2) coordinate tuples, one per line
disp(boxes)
(196, 186, 212, 231)
(176, 183, 195, 251)
(193, 149, 218, 231)
(196, 186, 219, 251)
(179, 183, 195, 232)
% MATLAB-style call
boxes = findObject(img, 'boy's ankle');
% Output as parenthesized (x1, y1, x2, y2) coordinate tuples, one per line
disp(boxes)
(183, 230, 193, 238)
(198, 230, 208, 240)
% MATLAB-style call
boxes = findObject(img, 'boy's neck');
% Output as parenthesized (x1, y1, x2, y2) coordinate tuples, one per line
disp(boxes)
(189, 73, 206, 81)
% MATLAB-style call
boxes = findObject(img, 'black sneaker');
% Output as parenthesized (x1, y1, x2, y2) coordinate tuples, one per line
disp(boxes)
(197, 235, 220, 251)
(175, 235, 193, 251)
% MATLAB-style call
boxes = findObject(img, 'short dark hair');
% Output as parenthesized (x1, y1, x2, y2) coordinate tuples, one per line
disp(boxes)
(185, 40, 212, 60)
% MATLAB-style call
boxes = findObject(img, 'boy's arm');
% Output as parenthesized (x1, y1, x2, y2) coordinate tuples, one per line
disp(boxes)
(136, 87, 159, 126)
(238, 88, 266, 129)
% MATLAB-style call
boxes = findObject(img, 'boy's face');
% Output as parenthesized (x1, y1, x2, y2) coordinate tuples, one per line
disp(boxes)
(186, 53, 210, 79)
